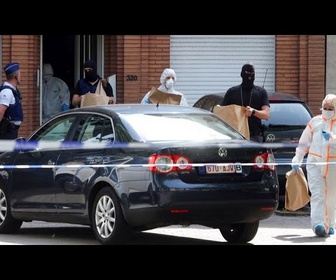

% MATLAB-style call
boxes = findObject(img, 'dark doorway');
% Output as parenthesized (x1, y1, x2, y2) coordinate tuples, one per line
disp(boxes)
(42, 35, 100, 110)
(42, 35, 75, 90)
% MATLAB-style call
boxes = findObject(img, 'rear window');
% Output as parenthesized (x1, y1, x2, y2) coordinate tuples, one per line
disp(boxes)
(121, 113, 242, 141)
(263, 103, 313, 126)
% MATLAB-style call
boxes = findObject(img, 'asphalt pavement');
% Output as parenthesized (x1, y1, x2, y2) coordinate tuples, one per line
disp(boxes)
(146, 207, 336, 245)
(3, 206, 336, 245)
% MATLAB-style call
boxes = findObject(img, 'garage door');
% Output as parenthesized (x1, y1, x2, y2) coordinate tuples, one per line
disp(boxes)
(170, 35, 275, 106)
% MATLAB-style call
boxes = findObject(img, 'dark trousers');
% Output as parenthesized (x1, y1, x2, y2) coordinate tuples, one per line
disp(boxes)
(250, 134, 264, 143)
(0, 123, 20, 140)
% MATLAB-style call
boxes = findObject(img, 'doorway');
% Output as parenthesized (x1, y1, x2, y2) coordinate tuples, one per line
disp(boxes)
(42, 35, 75, 90)
(42, 35, 102, 113)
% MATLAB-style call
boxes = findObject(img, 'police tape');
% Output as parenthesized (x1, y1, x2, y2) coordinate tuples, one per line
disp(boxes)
(0, 139, 300, 152)
(0, 140, 331, 169)
(0, 162, 334, 170)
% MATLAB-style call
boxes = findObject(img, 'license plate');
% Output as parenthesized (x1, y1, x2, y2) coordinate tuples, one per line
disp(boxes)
(206, 164, 241, 174)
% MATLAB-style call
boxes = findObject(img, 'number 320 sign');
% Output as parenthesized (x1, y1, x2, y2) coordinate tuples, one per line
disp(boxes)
(126, 75, 138, 81)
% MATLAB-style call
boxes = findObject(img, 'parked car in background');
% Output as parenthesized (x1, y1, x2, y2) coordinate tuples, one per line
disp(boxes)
(193, 92, 314, 209)
(0, 104, 279, 245)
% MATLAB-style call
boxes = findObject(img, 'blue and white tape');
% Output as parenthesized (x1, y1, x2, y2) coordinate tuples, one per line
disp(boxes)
(0, 140, 331, 169)
(0, 139, 299, 152)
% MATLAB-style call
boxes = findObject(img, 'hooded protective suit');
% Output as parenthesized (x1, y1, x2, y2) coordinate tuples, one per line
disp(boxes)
(141, 68, 188, 106)
(292, 94, 336, 235)
(42, 64, 70, 123)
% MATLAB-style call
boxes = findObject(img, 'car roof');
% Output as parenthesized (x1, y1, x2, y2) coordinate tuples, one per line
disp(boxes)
(268, 92, 305, 103)
(194, 91, 308, 105)
(68, 104, 212, 116)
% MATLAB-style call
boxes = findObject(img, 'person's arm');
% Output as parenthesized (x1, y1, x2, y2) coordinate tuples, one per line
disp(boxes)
(71, 82, 82, 108)
(0, 88, 12, 121)
(246, 104, 270, 120)
(72, 93, 82, 108)
(0, 105, 7, 122)
(141, 91, 152, 104)
(292, 119, 313, 166)
(179, 94, 189, 106)
(221, 87, 237, 106)
(102, 80, 114, 104)
(221, 91, 230, 106)
(59, 80, 71, 109)
(246, 87, 270, 120)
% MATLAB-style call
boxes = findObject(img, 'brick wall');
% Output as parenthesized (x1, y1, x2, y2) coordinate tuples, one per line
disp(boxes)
(120, 35, 170, 103)
(2, 35, 40, 138)
(276, 35, 326, 115)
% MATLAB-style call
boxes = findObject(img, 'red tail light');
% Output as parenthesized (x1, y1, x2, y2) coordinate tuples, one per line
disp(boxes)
(253, 151, 276, 171)
(148, 154, 192, 173)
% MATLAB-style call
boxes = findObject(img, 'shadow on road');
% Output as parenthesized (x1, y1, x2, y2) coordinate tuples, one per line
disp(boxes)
(2, 226, 254, 245)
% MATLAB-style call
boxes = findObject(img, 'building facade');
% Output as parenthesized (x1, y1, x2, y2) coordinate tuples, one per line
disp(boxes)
(0, 35, 329, 138)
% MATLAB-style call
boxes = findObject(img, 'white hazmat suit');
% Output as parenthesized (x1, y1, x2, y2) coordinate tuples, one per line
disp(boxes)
(292, 94, 336, 237)
(141, 68, 188, 106)
(42, 63, 70, 123)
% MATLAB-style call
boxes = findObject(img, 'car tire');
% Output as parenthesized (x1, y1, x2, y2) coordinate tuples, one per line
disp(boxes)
(0, 186, 23, 233)
(91, 186, 131, 245)
(219, 221, 259, 243)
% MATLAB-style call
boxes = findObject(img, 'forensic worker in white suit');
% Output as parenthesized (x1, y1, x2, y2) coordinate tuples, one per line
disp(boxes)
(141, 68, 188, 106)
(292, 94, 336, 237)
(42, 63, 70, 123)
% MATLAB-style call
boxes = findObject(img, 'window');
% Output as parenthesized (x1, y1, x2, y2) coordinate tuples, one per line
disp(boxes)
(32, 116, 76, 141)
(80, 116, 114, 143)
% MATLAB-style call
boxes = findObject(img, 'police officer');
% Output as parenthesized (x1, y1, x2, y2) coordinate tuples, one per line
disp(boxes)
(0, 62, 24, 139)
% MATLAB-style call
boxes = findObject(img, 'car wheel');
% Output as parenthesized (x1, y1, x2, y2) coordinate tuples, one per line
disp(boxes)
(0, 186, 23, 233)
(92, 187, 131, 245)
(219, 221, 259, 243)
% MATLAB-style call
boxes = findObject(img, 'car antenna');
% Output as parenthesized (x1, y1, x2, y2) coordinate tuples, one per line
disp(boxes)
(262, 69, 268, 88)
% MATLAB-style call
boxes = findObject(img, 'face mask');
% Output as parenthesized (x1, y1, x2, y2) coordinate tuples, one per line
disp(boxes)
(43, 75, 52, 83)
(241, 71, 255, 89)
(322, 109, 335, 120)
(85, 70, 97, 83)
(165, 78, 174, 90)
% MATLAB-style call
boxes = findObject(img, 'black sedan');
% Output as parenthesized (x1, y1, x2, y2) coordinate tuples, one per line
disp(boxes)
(0, 104, 279, 244)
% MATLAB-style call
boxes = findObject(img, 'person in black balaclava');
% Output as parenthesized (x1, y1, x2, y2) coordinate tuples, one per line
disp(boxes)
(241, 63, 255, 90)
(72, 59, 114, 108)
(221, 62, 270, 143)
(83, 59, 98, 82)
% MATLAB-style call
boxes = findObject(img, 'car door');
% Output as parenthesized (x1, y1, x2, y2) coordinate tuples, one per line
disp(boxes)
(55, 114, 114, 214)
(10, 116, 76, 213)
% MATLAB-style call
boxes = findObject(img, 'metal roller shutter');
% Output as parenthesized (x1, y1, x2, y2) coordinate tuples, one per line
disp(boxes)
(170, 35, 275, 106)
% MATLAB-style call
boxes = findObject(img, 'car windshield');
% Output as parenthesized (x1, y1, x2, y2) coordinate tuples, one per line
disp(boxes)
(122, 113, 242, 141)
(263, 103, 312, 126)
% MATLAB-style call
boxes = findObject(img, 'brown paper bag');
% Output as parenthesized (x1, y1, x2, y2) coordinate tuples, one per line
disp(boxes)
(213, 105, 250, 139)
(148, 87, 182, 105)
(285, 168, 310, 211)
(80, 80, 110, 107)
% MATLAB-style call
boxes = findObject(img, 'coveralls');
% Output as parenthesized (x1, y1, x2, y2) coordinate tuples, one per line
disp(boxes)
(141, 68, 189, 106)
(292, 94, 336, 235)
(42, 64, 70, 123)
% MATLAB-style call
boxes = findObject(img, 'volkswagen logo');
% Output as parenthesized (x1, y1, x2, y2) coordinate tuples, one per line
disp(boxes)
(265, 134, 276, 142)
(218, 147, 227, 157)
